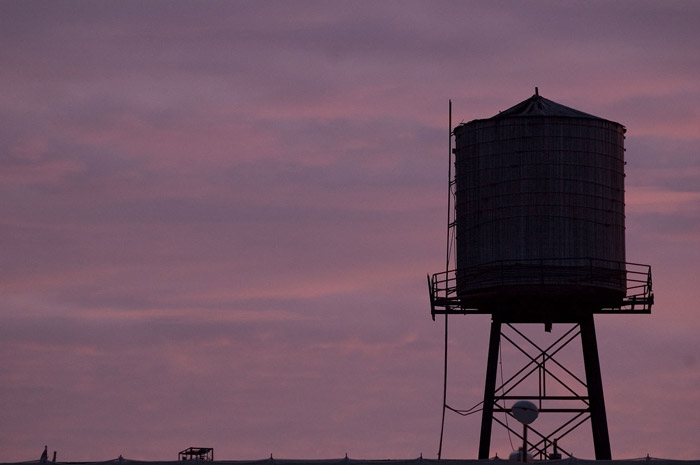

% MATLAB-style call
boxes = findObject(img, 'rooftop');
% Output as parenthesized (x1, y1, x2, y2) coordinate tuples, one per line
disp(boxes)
(4, 457, 700, 465)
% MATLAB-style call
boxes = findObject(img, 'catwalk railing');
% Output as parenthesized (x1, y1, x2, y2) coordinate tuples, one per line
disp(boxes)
(429, 259, 653, 317)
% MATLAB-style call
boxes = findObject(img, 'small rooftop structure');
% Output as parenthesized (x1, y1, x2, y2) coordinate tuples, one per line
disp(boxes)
(178, 448, 213, 461)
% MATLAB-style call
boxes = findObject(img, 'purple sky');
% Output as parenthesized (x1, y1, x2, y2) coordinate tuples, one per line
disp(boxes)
(1, 1, 699, 462)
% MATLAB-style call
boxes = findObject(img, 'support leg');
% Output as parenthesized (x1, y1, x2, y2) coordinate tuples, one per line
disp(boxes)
(478, 318, 502, 459)
(580, 315, 612, 460)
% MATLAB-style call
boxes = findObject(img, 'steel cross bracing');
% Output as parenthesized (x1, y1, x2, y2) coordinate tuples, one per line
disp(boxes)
(488, 323, 593, 460)
(474, 315, 614, 459)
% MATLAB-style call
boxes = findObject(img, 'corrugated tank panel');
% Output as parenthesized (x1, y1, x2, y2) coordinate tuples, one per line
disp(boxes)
(454, 114, 626, 309)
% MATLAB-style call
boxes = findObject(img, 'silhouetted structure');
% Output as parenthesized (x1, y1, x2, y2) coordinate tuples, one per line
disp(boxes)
(429, 90, 653, 460)
(179, 448, 214, 461)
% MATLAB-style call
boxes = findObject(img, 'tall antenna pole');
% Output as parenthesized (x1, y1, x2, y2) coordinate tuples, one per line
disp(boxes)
(446, 99, 452, 274)
(438, 99, 453, 459)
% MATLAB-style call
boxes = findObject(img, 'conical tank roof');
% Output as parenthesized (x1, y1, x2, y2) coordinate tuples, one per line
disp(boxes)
(487, 89, 609, 121)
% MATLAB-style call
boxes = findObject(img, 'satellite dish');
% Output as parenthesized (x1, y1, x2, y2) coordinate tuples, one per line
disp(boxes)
(512, 400, 539, 424)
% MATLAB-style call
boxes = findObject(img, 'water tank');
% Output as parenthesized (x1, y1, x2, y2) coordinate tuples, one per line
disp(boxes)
(454, 92, 626, 311)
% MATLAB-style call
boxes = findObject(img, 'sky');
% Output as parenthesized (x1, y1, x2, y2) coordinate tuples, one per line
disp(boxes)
(1, 0, 699, 462)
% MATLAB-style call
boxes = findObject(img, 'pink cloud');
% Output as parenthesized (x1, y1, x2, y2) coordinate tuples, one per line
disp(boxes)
(1, 1, 700, 462)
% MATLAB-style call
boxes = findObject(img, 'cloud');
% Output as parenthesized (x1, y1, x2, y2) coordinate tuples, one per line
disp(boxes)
(1, 1, 700, 461)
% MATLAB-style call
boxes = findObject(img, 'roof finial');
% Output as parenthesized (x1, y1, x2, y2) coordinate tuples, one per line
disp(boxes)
(535, 86, 539, 96)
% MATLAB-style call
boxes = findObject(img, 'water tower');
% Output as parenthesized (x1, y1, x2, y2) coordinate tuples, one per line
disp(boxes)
(428, 90, 653, 460)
